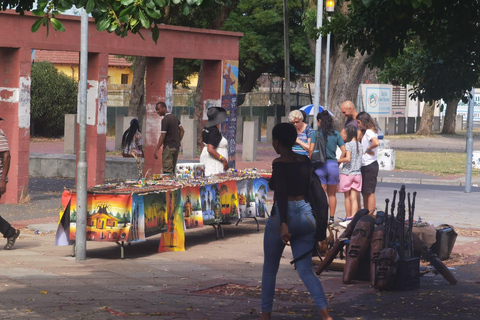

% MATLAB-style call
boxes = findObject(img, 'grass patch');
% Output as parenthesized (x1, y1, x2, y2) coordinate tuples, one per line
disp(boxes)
(395, 151, 480, 176)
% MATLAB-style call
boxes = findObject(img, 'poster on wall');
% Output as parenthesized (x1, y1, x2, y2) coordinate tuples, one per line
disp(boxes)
(364, 86, 392, 116)
(181, 186, 204, 229)
(142, 193, 168, 238)
(159, 189, 185, 252)
(68, 194, 132, 242)
(221, 60, 239, 169)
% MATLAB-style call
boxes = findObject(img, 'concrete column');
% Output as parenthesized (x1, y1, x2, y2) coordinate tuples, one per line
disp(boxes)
(387, 117, 396, 135)
(281, 116, 289, 123)
(242, 121, 257, 162)
(64, 114, 77, 155)
(377, 117, 387, 136)
(251, 116, 261, 141)
(416, 117, 421, 132)
(236, 116, 244, 143)
(433, 116, 441, 131)
(397, 117, 406, 134)
(0, 47, 30, 203)
(266, 116, 277, 143)
(144, 56, 174, 175)
(455, 115, 464, 131)
(407, 117, 415, 133)
(181, 118, 198, 160)
(80, 52, 108, 187)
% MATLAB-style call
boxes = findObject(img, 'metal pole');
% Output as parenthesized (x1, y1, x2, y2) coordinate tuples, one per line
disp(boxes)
(76, 9, 89, 260)
(283, 0, 291, 115)
(313, 0, 323, 130)
(465, 87, 474, 193)
(324, 15, 331, 110)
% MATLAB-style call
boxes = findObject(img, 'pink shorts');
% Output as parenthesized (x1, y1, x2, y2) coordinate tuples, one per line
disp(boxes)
(338, 174, 362, 192)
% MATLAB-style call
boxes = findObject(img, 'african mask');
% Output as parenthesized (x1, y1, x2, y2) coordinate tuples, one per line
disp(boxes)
(370, 225, 385, 285)
(343, 215, 375, 284)
(375, 248, 399, 291)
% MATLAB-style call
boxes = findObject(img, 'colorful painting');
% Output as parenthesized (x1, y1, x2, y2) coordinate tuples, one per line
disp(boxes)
(68, 194, 132, 242)
(159, 189, 185, 252)
(253, 178, 268, 218)
(130, 195, 146, 242)
(199, 184, 220, 225)
(222, 60, 239, 96)
(237, 179, 256, 218)
(143, 193, 168, 237)
(218, 180, 239, 223)
(181, 186, 204, 229)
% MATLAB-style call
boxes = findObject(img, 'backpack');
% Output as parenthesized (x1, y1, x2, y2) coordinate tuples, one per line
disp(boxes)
(290, 169, 328, 265)
(311, 130, 327, 168)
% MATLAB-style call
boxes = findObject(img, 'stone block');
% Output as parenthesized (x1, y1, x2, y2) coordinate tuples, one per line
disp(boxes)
(407, 117, 416, 133)
(397, 117, 406, 134)
(377, 117, 387, 137)
(242, 121, 257, 162)
(251, 116, 262, 141)
(236, 116, 244, 143)
(64, 114, 77, 155)
(387, 117, 396, 135)
(433, 116, 441, 131)
(266, 116, 277, 143)
(455, 115, 464, 131)
(181, 118, 198, 160)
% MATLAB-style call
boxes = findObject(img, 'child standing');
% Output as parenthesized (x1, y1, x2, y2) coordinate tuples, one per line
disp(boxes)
(337, 125, 363, 228)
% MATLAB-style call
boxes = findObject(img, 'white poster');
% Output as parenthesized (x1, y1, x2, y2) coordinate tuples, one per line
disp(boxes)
(364, 86, 392, 116)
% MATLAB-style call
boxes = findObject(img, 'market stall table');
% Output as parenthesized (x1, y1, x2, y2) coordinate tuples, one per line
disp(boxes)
(55, 171, 270, 258)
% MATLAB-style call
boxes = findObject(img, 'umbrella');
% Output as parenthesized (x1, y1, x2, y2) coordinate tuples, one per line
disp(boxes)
(299, 104, 334, 116)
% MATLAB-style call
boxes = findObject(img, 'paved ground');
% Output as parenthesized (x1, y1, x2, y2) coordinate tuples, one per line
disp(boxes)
(0, 135, 478, 319)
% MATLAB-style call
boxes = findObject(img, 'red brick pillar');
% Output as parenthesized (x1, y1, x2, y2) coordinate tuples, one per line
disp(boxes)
(77, 52, 108, 187)
(144, 56, 174, 177)
(202, 60, 222, 103)
(0, 47, 31, 204)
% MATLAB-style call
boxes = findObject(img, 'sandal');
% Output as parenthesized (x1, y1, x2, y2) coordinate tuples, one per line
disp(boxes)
(4, 229, 20, 250)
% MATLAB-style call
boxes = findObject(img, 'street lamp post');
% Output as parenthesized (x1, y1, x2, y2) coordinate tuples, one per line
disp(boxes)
(313, 0, 323, 130)
(324, 0, 335, 111)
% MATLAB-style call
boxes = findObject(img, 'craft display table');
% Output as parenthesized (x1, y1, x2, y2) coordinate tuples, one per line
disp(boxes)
(55, 171, 270, 258)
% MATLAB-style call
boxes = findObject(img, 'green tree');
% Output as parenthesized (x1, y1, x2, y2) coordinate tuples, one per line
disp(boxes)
(322, 0, 480, 133)
(30, 61, 78, 137)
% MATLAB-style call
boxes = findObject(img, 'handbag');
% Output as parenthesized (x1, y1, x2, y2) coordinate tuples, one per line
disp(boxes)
(311, 130, 327, 168)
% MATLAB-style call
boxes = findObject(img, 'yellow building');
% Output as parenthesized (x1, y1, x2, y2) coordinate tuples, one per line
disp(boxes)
(34, 50, 133, 84)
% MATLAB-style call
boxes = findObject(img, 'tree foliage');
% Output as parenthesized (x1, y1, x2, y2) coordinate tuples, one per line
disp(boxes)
(324, 0, 480, 103)
(30, 61, 78, 137)
(0, 0, 227, 42)
(222, 0, 315, 93)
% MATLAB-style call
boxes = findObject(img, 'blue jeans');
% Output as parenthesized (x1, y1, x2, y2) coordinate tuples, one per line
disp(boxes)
(261, 200, 328, 312)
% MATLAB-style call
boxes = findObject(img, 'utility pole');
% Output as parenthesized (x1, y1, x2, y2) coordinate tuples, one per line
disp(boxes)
(313, 0, 323, 130)
(465, 88, 474, 193)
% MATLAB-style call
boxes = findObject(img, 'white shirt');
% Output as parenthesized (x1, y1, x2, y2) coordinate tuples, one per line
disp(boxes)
(361, 129, 378, 166)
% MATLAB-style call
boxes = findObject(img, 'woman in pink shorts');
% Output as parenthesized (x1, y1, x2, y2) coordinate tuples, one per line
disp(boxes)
(337, 125, 363, 227)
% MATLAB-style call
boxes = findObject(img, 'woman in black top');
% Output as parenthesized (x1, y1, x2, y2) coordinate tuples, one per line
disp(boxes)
(199, 107, 229, 176)
(261, 123, 332, 320)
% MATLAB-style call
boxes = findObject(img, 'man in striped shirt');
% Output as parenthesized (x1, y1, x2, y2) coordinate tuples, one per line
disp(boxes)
(0, 117, 20, 250)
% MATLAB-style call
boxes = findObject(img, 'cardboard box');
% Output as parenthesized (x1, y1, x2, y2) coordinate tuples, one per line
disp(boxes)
(472, 150, 480, 169)
(378, 149, 395, 171)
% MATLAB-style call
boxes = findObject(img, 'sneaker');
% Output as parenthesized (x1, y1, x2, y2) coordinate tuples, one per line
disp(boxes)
(339, 219, 352, 228)
(4, 229, 20, 250)
(328, 217, 335, 226)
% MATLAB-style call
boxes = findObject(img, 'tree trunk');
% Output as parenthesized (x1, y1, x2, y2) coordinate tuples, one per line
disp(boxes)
(194, 63, 204, 151)
(441, 97, 460, 134)
(416, 101, 435, 135)
(328, 45, 370, 129)
(128, 56, 146, 125)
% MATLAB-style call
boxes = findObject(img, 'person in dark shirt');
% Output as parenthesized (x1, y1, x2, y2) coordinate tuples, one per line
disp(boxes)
(153, 102, 184, 175)
(260, 123, 332, 320)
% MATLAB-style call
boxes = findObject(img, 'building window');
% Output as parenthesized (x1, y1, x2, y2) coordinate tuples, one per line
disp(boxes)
(121, 74, 129, 84)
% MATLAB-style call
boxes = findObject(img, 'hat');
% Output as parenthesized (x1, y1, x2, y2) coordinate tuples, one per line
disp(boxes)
(205, 107, 227, 127)
(0, 118, 4, 121)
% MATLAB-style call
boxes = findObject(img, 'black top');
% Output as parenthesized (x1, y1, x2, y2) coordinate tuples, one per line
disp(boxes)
(269, 156, 312, 224)
(202, 126, 222, 148)
(161, 113, 182, 149)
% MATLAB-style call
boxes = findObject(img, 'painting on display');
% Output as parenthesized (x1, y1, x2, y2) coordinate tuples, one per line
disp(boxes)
(218, 180, 239, 223)
(237, 179, 256, 218)
(67, 193, 132, 242)
(159, 189, 185, 252)
(221, 60, 239, 169)
(56, 191, 74, 246)
(142, 193, 168, 238)
(253, 178, 268, 218)
(130, 195, 146, 242)
(181, 186, 204, 229)
(199, 184, 220, 225)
